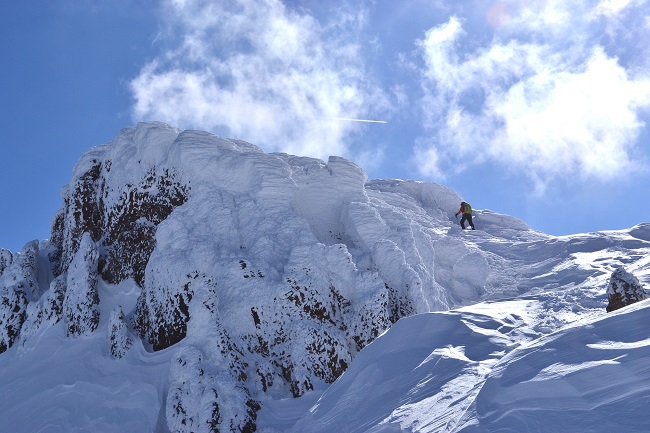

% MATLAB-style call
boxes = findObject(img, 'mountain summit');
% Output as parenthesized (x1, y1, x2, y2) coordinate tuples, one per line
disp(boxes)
(0, 122, 648, 432)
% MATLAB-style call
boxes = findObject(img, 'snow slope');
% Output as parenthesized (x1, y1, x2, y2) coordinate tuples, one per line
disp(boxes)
(291, 297, 650, 433)
(0, 122, 648, 432)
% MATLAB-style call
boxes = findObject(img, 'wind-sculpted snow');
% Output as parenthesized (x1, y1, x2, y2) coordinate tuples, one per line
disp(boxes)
(0, 122, 648, 432)
(290, 297, 650, 433)
(280, 225, 650, 432)
(461, 299, 650, 433)
(290, 308, 515, 433)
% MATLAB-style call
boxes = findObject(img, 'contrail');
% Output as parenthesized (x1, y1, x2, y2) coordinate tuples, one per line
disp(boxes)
(321, 116, 387, 124)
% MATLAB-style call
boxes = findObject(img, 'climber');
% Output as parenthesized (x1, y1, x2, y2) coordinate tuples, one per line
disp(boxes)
(455, 201, 475, 230)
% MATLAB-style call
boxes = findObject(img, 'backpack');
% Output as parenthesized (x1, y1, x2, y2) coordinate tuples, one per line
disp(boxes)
(464, 202, 472, 214)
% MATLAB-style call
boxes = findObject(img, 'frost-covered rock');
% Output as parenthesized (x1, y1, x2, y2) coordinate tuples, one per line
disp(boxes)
(167, 346, 259, 433)
(63, 233, 100, 336)
(18, 274, 67, 349)
(0, 248, 12, 276)
(108, 306, 133, 358)
(49, 123, 189, 286)
(0, 240, 40, 301)
(41, 122, 479, 430)
(0, 286, 27, 353)
(606, 267, 647, 312)
(167, 286, 258, 432)
(0, 241, 42, 352)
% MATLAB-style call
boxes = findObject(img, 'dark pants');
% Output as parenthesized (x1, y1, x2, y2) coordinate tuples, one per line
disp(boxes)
(460, 213, 474, 230)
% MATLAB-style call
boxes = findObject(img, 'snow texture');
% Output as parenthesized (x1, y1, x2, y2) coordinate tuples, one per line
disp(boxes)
(0, 122, 648, 432)
(294, 298, 650, 433)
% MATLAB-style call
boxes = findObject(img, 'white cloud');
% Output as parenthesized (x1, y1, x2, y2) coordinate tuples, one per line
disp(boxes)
(414, 140, 446, 180)
(488, 48, 650, 179)
(130, 0, 388, 159)
(415, 3, 650, 187)
(594, 0, 644, 17)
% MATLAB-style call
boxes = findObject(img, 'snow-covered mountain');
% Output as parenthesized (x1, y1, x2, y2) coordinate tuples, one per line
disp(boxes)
(0, 122, 648, 433)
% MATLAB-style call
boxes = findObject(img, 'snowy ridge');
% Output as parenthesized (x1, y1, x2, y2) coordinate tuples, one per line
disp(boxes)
(0, 122, 648, 432)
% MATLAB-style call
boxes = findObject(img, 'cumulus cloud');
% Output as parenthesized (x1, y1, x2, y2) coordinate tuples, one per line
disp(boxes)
(130, 0, 388, 159)
(594, 0, 643, 17)
(414, 1, 650, 187)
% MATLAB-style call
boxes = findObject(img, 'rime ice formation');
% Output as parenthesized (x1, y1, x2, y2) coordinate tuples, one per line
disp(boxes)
(108, 306, 133, 358)
(0, 241, 39, 352)
(0, 122, 648, 433)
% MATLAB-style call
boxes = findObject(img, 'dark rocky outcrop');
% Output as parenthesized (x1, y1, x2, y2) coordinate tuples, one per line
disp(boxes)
(99, 167, 189, 286)
(50, 161, 189, 287)
(606, 267, 647, 312)
(133, 270, 196, 352)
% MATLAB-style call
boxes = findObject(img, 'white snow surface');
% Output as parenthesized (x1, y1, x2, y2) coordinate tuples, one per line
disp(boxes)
(0, 122, 649, 432)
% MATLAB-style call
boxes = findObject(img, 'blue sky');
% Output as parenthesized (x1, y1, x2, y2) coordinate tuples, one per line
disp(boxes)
(1, 0, 649, 253)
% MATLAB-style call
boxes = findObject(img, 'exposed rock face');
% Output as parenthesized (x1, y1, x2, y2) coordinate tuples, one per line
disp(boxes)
(1, 122, 478, 431)
(606, 267, 647, 312)
(50, 149, 189, 287)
